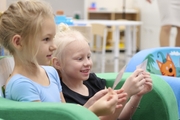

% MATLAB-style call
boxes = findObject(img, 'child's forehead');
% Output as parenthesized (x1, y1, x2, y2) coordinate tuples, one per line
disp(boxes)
(66, 40, 89, 51)
(73, 40, 88, 46)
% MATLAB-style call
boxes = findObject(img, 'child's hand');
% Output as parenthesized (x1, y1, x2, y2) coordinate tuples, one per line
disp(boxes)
(84, 89, 109, 108)
(114, 89, 127, 108)
(88, 88, 118, 116)
(122, 69, 146, 97)
(136, 72, 153, 97)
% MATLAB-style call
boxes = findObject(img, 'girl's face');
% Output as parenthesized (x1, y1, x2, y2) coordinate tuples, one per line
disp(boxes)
(61, 40, 93, 81)
(36, 18, 57, 65)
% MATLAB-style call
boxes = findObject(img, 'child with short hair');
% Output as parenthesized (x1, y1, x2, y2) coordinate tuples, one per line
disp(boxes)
(52, 23, 153, 120)
(0, 0, 121, 116)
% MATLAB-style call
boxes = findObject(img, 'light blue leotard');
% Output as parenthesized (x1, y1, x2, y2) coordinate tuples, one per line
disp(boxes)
(5, 66, 62, 102)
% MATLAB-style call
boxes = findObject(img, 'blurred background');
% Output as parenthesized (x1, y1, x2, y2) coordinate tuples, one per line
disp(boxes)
(0, 0, 178, 72)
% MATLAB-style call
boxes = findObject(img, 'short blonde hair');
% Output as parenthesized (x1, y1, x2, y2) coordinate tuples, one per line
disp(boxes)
(53, 23, 89, 64)
(0, 0, 54, 66)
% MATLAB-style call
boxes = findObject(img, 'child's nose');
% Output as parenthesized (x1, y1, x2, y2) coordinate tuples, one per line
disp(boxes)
(50, 44, 57, 51)
(84, 59, 91, 66)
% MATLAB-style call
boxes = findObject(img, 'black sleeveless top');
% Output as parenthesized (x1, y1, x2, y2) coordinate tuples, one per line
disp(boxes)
(61, 73, 106, 105)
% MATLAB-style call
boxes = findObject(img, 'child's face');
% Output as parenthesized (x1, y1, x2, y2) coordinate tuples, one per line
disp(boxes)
(36, 18, 56, 65)
(61, 40, 93, 81)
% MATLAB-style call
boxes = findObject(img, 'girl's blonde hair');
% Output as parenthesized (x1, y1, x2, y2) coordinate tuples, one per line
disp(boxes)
(0, 0, 54, 67)
(53, 23, 89, 64)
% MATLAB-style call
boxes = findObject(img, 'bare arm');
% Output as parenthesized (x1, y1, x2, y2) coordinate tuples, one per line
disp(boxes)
(118, 71, 153, 119)
(118, 95, 142, 119)
(60, 92, 66, 103)
(93, 69, 145, 120)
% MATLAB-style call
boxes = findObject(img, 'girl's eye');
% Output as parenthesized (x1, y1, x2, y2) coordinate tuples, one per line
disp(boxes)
(78, 58, 82, 60)
(43, 37, 49, 41)
(87, 55, 91, 59)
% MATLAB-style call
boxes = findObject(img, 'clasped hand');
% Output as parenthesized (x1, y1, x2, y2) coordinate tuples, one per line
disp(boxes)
(85, 69, 152, 116)
(85, 88, 127, 116)
(122, 69, 153, 98)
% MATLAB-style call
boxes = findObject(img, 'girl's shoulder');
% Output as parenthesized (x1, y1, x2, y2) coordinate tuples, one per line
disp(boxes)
(41, 66, 58, 76)
(5, 74, 36, 98)
(7, 74, 30, 85)
(89, 73, 105, 81)
(85, 73, 106, 89)
(41, 66, 56, 72)
(41, 66, 60, 82)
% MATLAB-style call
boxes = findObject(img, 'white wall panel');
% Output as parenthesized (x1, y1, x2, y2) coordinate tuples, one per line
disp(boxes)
(7, 0, 87, 19)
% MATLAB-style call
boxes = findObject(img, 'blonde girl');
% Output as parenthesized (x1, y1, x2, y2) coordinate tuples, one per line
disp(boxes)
(52, 23, 153, 120)
(0, 0, 65, 102)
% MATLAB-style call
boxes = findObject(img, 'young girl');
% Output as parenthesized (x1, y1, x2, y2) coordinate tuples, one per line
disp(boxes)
(0, 0, 64, 102)
(52, 23, 153, 120)
(0, 0, 122, 116)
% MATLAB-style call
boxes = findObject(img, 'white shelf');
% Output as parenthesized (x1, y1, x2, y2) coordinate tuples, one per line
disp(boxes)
(88, 9, 138, 14)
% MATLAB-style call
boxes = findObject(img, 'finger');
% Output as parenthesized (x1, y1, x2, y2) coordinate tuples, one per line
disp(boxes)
(144, 78, 153, 83)
(143, 74, 151, 79)
(92, 89, 109, 100)
(136, 74, 144, 81)
(146, 81, 153, 85)
(100, 89, 113, 101)
(111, 89, 118, 96)
(144, 84, 153, 90)
(139, 84, 145, 90)
(116, 104, 123, 109)
(107, 89, 118, 100)
(117, 93, 127, 99)
(115, 89, 124, 94)
(117, 97, 126, 108)
(143, 73, 150, 77)
(108, 87, 113, 94)
(145, 82, 153, 88)
(97, 89, 109, 96)
(143, 71, 150, 75)
(106, 95, 113, 101)
(117, 97, 126, 105)
(139, 78, 146, 86)
(117, 94, 127, 100)
(132, 69, 144, 77)
(107, 95, 118, 106)
(118, 97, 127, 103)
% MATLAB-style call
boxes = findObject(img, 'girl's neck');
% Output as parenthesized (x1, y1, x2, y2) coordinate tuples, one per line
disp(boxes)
(6, 56, 50, 87)
(13, 57, 39, 74)
(62, 77, 89, 96)
(62, 76, 83, 89)
(10, 57, 43, 81)
(13, 63, 40, 76)
(11, 63, 50, 86)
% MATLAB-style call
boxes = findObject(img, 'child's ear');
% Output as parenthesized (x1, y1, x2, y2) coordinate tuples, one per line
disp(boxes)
(52, 57, 61, 70)
(11, 34, 22, 50)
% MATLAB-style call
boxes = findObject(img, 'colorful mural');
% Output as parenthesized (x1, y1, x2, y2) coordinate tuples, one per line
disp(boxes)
(143, 50, 180, 77)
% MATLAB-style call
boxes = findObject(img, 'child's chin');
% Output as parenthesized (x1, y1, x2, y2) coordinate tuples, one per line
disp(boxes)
(82, 74, 90, 79)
